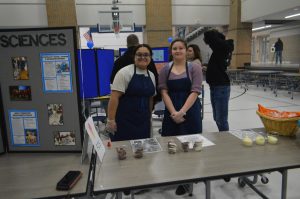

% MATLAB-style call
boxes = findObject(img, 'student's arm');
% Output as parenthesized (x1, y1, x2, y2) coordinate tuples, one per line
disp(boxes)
(107, 91, 123, 121)
(161, 89, 176, 115)
(180, 92, 199, 114)
(106, 90, 123, 132)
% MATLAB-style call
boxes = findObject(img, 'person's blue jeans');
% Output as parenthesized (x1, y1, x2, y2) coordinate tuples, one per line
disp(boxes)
(210, 86, 230, 131)
(275, 51, 282, 64)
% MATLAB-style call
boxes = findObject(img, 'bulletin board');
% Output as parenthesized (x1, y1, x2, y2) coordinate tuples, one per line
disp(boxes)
(0, 27, 83, 152)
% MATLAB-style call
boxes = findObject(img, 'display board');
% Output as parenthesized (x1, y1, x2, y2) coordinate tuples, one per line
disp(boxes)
(77, 49, 98, 98)
(77, 49, 114, 98)
(97, 49, 114, 96)
(119, 47, 169, 63)
(0, 87, 5, 154)
(151, 47, 169, 72)
(152, 47, 169, 63)
(0, 27, 83, 152)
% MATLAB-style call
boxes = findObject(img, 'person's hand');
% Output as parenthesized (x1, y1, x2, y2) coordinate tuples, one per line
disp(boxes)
(105, 119, 117, 133)
(171, 111, 186, 124)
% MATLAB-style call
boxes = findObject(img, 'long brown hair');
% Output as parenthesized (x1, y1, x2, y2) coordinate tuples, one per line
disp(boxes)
(188, 44, 202, 63)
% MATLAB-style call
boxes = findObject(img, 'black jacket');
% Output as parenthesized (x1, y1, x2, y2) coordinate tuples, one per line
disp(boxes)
(274, 40, 283, 52)
(110, 46, 161, 103)
(204, 31, 232, 86)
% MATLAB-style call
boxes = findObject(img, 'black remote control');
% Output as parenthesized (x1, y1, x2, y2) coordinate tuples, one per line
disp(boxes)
(56, 171, 82, 191)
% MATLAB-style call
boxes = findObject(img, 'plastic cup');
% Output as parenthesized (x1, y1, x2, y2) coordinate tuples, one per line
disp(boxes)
(116, 146, 127, 160)
(181, 142, 189, 152)
(133, 146, 144, 159)
(194, 140, 203, 152)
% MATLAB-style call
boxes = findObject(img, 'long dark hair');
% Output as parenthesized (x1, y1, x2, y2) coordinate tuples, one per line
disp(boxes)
(188, 44, 202, 62)
(133, 44, 153, 57)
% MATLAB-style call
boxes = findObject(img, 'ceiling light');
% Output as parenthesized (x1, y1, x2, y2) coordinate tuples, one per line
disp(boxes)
(252, 25, 272, 31)
(285, 13, 300, 19)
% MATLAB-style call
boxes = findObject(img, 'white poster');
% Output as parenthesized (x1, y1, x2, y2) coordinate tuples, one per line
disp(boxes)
(176, 134, 215, 147)
(9, 110, 39, 146)
(130, 138, 162, 153)
(85, 117, 106, 162)
(40, 53, 73, 93)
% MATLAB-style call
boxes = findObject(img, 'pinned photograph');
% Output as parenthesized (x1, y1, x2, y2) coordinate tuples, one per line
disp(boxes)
(9, 85, 32, 101)
(56, 62, 70, 74)
(12, 56, 29, 80)
(48, 104, 64, 125)
(25, 129, 38, 145)
(54, 131, 76, 146)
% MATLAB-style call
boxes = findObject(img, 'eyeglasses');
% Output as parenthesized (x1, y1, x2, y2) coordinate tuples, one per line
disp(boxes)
(135, 53, 151, 58)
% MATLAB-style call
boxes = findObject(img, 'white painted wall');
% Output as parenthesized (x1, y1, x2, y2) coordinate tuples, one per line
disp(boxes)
(172, 0, 230, 25)
(241, 0, 300, 22)
(0, 0, 230, 27)
(0, 0, 48, 27)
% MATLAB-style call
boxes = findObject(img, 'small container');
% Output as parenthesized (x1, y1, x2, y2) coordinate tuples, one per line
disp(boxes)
(242, 136, 253, 147)
(168, 141, 177, 154)
(193, 140, 203, 152)
(133, 146, 144, 159)
(116, 146, 127, 160)
(181, 142, 189, 152)
(255, 135, 266, 145)
(267, 132, 279, 145)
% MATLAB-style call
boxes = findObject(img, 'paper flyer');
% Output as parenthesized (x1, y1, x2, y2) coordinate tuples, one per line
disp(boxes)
(85, 117, 105, 162)
(176, 134, 215, 147)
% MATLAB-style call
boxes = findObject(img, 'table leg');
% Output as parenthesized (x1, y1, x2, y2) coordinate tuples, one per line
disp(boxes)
(243, 177, 268, 199)
(205, 180, 211, 199)
(281, 170, 288, 199)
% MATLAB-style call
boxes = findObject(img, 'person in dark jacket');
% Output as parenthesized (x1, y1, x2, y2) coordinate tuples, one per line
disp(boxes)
(204, 29, 233, 132)
(274, 38, 283, 64)
(110, 34, 160, 103)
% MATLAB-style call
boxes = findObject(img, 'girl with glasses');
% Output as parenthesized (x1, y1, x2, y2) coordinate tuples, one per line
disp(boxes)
(106, 44, 156, 141)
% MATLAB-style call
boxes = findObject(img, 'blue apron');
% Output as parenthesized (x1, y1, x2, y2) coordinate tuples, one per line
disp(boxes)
(111, 66, 155, 141)
(161, 62, 202, 136)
